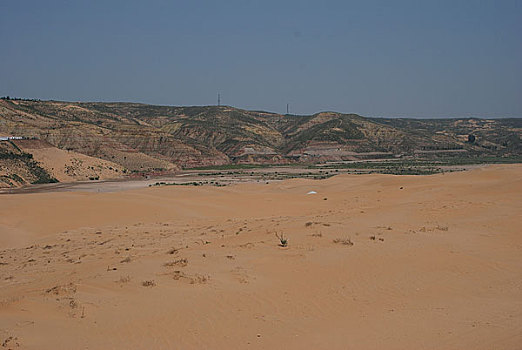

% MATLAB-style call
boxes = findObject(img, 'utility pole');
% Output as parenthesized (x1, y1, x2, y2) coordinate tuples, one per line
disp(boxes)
(218, 93, 221, 106)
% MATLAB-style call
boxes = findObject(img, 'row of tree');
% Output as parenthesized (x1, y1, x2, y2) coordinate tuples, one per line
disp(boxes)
(1, 96, 41, 101)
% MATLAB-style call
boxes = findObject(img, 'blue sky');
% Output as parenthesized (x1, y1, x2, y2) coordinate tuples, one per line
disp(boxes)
(1, 0, 521, 117)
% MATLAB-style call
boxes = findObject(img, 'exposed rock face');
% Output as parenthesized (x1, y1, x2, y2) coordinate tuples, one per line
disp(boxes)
(0, 99, 521, 177)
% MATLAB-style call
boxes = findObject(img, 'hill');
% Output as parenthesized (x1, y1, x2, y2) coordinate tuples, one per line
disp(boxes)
(0, 139, 58, 188)
(0, 138, 126, 188)
(0, 98, 520, 186)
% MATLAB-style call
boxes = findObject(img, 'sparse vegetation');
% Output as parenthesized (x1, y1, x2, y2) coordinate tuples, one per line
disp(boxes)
(313, 156, 522, 175)
(171, 271, 209, 284)
(142, 280, 156, 287)
(333, 238, 353, 246)
(163, 258, 188, 267)
(275, 233, 288, 247)
(150, 181, 225, 187)
(0, 150, 58, 184)
(167, 248, 179, 255)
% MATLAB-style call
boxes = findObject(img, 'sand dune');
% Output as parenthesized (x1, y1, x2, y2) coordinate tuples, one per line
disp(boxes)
(0, 165, 521, 349)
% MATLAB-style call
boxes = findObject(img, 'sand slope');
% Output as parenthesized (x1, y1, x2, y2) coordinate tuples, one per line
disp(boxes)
(0, 165, 521, 349)
(16, 139, 125, 183)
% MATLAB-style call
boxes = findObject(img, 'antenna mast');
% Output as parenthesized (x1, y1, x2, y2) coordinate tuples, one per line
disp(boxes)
(286, 103, 289, 114)
(218, 93, 221, 106)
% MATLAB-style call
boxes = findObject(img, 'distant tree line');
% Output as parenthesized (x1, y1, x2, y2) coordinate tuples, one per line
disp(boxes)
(1, 96, 41, 101)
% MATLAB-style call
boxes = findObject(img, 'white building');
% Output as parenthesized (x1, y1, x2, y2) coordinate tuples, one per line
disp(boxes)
(0, 136, 24, 141)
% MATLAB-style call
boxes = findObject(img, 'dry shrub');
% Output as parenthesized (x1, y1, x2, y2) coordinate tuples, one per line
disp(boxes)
(142, 280, 156, 287)
(167, 248, 179, 255)
(333, 238, 353, 246)
(275, 233, 288, 247)
(164, 258, 188, 267)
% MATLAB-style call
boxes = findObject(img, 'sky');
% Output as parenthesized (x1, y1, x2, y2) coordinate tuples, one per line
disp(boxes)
(0, 0, 521, 118)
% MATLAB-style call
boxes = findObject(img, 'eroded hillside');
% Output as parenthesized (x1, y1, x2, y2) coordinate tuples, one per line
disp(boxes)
(1, 98, 520, 186)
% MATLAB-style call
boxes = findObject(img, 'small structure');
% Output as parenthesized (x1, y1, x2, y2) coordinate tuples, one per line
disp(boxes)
(0, 136, 24, 141)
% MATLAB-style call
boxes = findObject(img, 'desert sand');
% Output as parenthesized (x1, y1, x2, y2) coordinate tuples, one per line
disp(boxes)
(0, 165, 521, 349)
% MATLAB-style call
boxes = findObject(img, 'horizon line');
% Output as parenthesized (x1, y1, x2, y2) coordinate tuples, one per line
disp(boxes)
(1, 96, 521, 120)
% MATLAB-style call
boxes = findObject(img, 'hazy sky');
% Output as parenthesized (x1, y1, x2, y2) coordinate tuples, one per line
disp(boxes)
(1, 0, 521, 118)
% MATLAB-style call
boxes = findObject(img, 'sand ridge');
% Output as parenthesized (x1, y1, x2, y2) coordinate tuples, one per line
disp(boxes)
(0, 164, 521, 349)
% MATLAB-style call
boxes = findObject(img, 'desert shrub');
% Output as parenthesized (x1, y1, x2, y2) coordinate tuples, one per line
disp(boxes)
(167, 248, 179, 255)
(163, 258, 188, 267)
(275, 233, 288, 247)
(333, 238, 353, 246)
(142, 280, 156, 287)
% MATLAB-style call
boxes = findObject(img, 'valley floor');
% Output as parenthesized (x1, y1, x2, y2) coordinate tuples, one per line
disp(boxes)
(0, 165, 521, 349)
